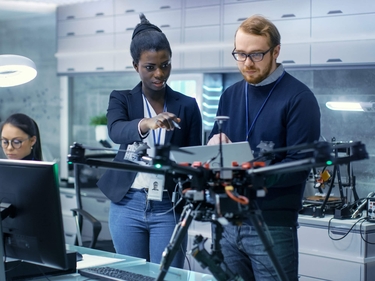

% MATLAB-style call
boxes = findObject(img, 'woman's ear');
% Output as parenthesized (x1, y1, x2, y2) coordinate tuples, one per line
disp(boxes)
(133, 61, 139, 72)
(30, 136, 37, 147)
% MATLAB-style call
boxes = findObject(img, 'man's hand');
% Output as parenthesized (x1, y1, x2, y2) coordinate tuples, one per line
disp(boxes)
(207, 133, 232, 145)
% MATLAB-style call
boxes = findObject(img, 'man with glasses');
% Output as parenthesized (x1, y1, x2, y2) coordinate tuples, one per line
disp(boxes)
(207, 15, 321, 281)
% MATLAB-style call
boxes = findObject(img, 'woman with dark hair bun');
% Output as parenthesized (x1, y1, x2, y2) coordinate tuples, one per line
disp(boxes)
(0, 113, 43, 161)
(97, 13, 202, 268)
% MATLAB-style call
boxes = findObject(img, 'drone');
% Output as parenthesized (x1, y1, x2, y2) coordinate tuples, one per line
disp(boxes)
(67, 139, 368, 281)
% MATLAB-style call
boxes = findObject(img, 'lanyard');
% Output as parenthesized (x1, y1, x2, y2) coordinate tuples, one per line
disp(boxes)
(143, 94, 167, 146)
(245, 71, 285, 141)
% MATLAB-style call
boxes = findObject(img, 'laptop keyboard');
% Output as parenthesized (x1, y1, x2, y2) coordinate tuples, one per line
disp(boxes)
(79, 266, 155, 281)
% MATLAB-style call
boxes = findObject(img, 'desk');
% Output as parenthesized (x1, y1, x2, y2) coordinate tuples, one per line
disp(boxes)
(30, 245, 217, 281)
(298, 215, 375, 281)
(59, 186, 213, 274)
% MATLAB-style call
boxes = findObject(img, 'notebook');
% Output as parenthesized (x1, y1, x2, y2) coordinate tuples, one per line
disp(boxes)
(170, 141, 253, 168)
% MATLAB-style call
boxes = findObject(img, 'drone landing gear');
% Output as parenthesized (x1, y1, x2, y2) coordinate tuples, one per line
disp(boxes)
(156, 202, 243, 281)
(190, 222, 243, 281)
(156, 198, 289, 281)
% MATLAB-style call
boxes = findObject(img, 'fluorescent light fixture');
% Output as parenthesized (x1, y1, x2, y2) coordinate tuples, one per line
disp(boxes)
(202, 112, 217, 118)
(202, 102, 218, 109)
(202, 93, 221, 100)
(203, 85, 223, 92)
(203, 120, 214, 126)
(0, 55, 37, 87)
(325, 102, 375, 112)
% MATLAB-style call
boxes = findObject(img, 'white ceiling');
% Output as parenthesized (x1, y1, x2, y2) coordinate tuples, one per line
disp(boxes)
(0, 0, 100, 20)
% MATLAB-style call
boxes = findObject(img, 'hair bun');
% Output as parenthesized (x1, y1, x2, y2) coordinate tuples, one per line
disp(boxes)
(132, 13, 162, 39)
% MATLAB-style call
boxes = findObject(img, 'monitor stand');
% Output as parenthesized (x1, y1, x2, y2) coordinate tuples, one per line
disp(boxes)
(1, 203, 12, 281)
(4, 252, 77, 281)
(1, 203, 76, 281)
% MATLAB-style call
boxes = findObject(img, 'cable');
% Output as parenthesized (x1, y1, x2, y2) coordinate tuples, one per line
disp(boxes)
(328, 216, 375, 246)
(204, 151, 220, 166)
(155, 181, 192, 276)
(359, 218, 375, 245)
(328, 217, 364, 241)
(36, 266, 52, 281)
(222, 183, 249, 205)
(155, 180, 187, 216)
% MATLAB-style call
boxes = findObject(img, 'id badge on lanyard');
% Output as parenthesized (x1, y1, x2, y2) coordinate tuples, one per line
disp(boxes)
(147, 174, 165, 201)
(143, 94, 166, 201)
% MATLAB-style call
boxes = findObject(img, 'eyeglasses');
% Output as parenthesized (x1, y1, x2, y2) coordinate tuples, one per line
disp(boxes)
(1, 138, 29, 149)
(232, 47, 273, 62)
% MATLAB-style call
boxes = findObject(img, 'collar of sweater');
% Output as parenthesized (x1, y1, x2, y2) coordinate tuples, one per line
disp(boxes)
(249, 63, 284, 87)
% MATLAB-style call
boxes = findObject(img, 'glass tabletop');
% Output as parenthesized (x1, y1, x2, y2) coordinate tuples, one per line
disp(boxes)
(28, 245, 217, 281)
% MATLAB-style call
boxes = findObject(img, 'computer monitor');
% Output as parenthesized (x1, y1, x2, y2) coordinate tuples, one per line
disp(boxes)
(0, 159, 70, 279)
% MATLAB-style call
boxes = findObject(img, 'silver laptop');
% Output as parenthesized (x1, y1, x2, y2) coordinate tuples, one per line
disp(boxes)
(170, 141, 253, 168)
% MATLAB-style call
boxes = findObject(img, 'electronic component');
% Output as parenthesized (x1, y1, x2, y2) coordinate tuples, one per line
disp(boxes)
(367, 197, 375, 222)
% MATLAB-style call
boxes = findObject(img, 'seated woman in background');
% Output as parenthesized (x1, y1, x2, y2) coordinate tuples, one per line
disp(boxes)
(0, 113, 43, 161)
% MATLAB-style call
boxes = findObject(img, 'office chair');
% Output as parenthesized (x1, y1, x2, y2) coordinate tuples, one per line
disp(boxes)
(71, 154, 116, 252)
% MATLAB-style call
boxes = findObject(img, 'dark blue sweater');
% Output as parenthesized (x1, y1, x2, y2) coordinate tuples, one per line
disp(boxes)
(209, 72, 321, 226)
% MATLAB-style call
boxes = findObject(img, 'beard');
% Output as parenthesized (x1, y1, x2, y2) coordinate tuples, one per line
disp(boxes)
(240, 58, 274, 85)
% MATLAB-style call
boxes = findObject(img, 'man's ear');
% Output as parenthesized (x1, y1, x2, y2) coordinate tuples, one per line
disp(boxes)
(273, 44, 281, 60)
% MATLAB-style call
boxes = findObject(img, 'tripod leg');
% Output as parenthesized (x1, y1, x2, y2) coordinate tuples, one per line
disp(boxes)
(248, 205, 289, 281)
(156, 204, 194, 281)
(333, 148, 346, 205)
(318, 164, 337, 217)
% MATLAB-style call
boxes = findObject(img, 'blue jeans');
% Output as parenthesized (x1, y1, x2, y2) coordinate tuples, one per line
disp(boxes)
(109, 188, 187, 268)
(219, 222, 298, 281)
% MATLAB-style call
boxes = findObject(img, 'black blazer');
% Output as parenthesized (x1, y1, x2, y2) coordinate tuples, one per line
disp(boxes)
(97, 82, 202, 203)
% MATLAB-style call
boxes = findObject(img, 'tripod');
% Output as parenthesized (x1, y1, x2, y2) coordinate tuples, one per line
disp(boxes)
(156, 189, 289, 281)
(156, 199, 245, 281)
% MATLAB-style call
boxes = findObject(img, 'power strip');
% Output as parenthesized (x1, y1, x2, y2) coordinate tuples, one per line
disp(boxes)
(367, 198, 375, 222)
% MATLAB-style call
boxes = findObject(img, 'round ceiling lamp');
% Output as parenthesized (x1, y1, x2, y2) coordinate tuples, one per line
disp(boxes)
(0, 55, 37, 87)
